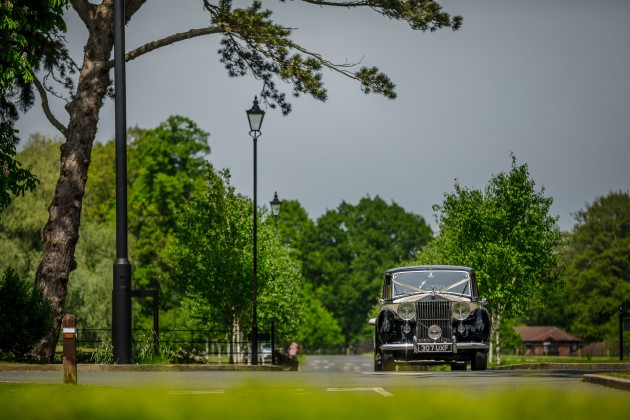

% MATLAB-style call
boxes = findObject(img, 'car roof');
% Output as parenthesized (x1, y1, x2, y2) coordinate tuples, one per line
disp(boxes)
(385, 265, 473, 275)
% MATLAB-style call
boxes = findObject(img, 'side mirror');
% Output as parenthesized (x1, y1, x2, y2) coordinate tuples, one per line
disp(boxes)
(368, 318, 376, 326)
(480, 298, 488, 306)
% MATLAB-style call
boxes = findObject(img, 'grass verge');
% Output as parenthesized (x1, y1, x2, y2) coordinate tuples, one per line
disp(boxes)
(1, 381, 629, 420)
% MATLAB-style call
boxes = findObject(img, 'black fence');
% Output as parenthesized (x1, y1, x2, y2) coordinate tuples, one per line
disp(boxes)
(57, 327, 278, 365)
(621, 305, 629, 361)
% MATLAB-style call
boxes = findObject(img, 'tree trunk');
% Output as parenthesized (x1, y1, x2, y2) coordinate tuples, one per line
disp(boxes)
(31, 2, 116, 361)
(495, 309, 501, 366)
(489, 308, 495, 364)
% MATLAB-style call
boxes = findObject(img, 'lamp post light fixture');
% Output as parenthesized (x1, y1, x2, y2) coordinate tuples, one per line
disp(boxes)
(246, 96, 265, 365)
(270, 191, 282, 228)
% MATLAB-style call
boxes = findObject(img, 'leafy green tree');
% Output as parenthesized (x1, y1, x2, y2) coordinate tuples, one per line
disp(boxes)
(82, 117, 210, 317)
(422, 155, 563, 365)
(1, 0, 69, 213)
(301, 196, 433, 346)
(127, 117, 210, 296)
(297, 284, 345, 352)
(275, 199, 316, 263)
(563, 191, 630, 344)
(0, 135, 61, 279)
(0, 268, 52, 361)
(166, 165, 303, 348)
(7, 0, 461, 360)
(0, 135, 115, 331)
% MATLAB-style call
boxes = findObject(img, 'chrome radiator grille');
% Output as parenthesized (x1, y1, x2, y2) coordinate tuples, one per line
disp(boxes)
(416, 301, 452, 343)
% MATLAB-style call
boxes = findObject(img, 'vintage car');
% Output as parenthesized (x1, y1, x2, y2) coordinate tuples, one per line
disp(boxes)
(371, 265, 490, 371)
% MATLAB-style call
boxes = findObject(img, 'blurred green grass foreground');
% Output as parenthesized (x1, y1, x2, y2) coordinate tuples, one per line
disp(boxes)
(1, 382, 629, 420)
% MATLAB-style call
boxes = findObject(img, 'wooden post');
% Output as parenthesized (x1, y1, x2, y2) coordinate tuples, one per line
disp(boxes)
(62, 314, 77, 384)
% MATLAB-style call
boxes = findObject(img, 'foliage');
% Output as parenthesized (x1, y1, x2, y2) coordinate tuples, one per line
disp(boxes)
(165, 165, 303, 343)
(127, 117, 210, 296)
(207, 0, 461, 113)
(0, 0, 68, 89)
(0, 135, 60, 279)
(275, 199, 316, 265)
(420, 154, 563, 364)
(7, 0, 463, 358)
(297, 284, 345, 352)
(562, 191, 630, 343)
(0, 268, 52, 361)
(0, 0, 70, 212)
(82, 117, 211, 314)
(299, 196, 433, 345)
(0, 124, 39, 213)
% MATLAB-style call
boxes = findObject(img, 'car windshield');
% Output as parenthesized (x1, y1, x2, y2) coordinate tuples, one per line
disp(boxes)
(392, 270, 471, 297)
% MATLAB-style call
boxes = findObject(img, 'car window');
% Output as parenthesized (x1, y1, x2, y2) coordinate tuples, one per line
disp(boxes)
(392, 270, 471, 297)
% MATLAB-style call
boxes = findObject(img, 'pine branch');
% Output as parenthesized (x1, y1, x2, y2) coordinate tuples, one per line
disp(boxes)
(103, 26, 223, 69)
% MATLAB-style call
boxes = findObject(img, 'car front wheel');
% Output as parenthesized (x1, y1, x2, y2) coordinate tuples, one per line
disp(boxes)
(382, 351, 395, 371)
(470, 350, 488, 371)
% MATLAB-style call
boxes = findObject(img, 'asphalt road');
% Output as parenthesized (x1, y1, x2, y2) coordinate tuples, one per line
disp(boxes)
(0, 355, 627, 397)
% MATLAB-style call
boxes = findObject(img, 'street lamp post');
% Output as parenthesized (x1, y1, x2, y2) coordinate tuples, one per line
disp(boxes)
(270, 191, 282, 228)
(112, 0, 132, 364)
(246, 96, 265, 365)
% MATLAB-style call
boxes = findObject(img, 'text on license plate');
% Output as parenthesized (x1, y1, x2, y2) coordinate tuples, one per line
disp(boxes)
(418, 343, 452, 352)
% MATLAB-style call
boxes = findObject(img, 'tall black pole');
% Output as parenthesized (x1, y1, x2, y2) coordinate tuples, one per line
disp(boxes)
(251, 133, 259, 365)
(112, 0, 132, 364)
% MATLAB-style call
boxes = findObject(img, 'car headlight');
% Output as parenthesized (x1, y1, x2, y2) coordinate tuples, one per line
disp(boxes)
(397, 302, 416, 321)
(451, 301, 472, 320)
(428, 325, 442, 340)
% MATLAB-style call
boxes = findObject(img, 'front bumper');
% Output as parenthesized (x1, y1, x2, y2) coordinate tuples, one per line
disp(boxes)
(380, 337, 489, 354)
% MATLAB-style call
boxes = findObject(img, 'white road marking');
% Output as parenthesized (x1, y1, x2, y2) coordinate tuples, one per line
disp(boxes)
(327, 387, 394, 397)
(169, 390, 225, 395)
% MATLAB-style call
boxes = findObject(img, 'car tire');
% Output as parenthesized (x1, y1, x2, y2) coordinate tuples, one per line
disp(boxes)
(374, 350, 383, 372)
(382, 351, 395, 372)
(470, 351, 488, 371)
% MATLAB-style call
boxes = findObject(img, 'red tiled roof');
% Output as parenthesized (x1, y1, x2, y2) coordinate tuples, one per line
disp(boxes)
(514, 326, 581, 343)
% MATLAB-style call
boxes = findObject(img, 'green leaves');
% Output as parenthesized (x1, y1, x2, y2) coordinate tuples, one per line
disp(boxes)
(298, 196, 433, 344)
(166, 165, 303, 341)
(563, 191, 630, 343)
(209, 0, 461, 111)
(372, 0, 462, 32)
(0, 268, 52, 361)
(426, 155, 563, 319)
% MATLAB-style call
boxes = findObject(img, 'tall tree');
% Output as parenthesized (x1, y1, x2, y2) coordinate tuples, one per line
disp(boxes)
(165, 165, 302, 347)
(301, 196, 433, 345)
(423, 155, 563, 365)
(81, 117, 210, 318)
(9, 0, 462, 360)
(127, 116, 210, 296)
(563, 191, 630, 344)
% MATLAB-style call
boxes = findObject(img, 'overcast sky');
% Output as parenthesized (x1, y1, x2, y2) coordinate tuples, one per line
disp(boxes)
(15, 0, 630, 232)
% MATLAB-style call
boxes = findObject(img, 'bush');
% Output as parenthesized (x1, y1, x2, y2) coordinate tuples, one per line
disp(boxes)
(0, 268, 52, 361)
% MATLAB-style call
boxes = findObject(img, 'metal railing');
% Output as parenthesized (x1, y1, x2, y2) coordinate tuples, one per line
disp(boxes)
(621, 305, 629, 361)
(57, 327, 276, 365)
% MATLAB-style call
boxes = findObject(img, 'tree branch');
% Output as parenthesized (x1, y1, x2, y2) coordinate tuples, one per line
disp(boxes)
(289, 41, 358, 80)
(299, 0, 368, 6)
(103, 26, 223, 69)
(31, 72, 68, 137)
(71, 0, 95, 26)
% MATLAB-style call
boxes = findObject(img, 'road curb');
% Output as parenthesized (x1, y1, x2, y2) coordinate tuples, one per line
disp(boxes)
(492, 363, 630, 371)
(0, 363, 283, 372)
(583, 374, 630, 391)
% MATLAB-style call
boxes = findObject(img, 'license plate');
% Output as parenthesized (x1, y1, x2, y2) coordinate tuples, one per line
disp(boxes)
(418, 343, 452, 352)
